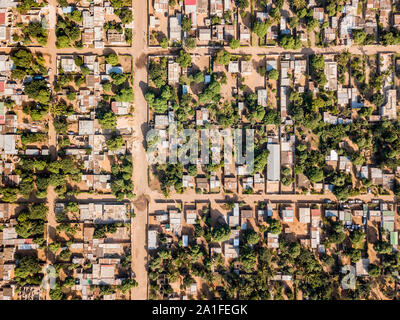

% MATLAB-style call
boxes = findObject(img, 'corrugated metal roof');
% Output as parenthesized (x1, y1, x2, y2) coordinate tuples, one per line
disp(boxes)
(267, 144, 280, 181)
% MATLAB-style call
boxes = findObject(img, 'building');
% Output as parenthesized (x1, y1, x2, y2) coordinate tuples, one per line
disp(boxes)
(282, 206, 294, 223)
(168, 59, 180, 85)
(240, 60, 252, 76)
(154, 0, 169, 13)
(299, 207, 311, 223)
(381, 89, 397, 120)
(267, 144, 280, 181)
(257, 89, 267, 107)
(169, 16, 182, 41)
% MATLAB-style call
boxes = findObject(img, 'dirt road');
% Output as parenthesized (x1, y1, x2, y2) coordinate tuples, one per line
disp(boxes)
(130, 0, 150, 300)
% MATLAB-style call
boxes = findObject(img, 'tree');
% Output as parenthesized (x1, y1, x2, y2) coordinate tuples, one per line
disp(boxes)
(56, 35, 71, 48)
(240, 246, 257, 271)
(160, 37, 168, 49)
(110, 72, 127, 85)
(279, 35, 301, 49)
(268, 218, 282, 234)
(345, 248, 362, 263)
(306, 167, 324, 183)
(253, 21, 269, 38)
(103, 82, 112, 92)
(257, 66, 266, 76)
(353, 30, 367, 45)
(176, 50, 192, 68)
(1, 188, 18, 202)
(289, 16, 299, 29)
(184, 37, 196, 49)
(119, 8, 133, 24)
(71, 9, 83, 22)
(115, 87, 134, 102)
(49, 241, 61, 253)
(182, 15, 192, 32)
(291, 0, 306, 10)
(268, 69, 279, 80)
(374, 241, 392, 254)
(50, 286, 64, 300)
(119, 279, 138, 293)
(98, 111, 117, 130)
(368, 264, 381, 277)
(11, 49, 33, 68)
(80, 66, 90, 76)
(349, 228, 365, 245)
(236, 0, 249, 10)
(244, 229, 260, 245)
(229, 39, 240, 49)
(306, 18, 319, 31)
(215, 50, 231, 65)
(193, 71, 204, 84)
(11, 68, 27, 80)
(310, 54, 325, 71)
(14, 256, 42, 280)
(212, 224, 231, 242)
(67, 92, 76, 100)
(106, 135, 124, 151)
(105, 53, 119, 66)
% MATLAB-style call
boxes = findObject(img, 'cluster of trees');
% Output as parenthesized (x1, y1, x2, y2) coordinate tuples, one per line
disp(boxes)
(371, 121, 400, 169)
(14, 255, 43, 287)
(279, 34, 301, 50)
(198, 73, 221, 104)
(325, 169, 354, 200)
(281, 166, 294, 186)
(114, 7, 133, 25)
(20, 132, 47, 146)
(215, 50, 231, 66)
(15, 21, 48, 46)
(106, 135, 124, 151)
(15, 204, 48, 243)
(25, 79, 50, 104)
(17, 157, 82, 199)
(176, 50, 192, 68)
(323, 217, 345, 245)
(56, 16, 82, 49)
(17, 0, 41, 12)
(154, 164, 184, 196)
(295, 143, 325, 183)
(289, 90, 322, 130)
(93, 223, 120, 239)
(352, 30, 375, 45)
(309, 54, 328, 87)
(244, 92, 280, 125)
(110, 155, 134, 200)
(381, 29, 400, 46)
(10, 49, 47, 81)
(97, 101, 117, 130)
(145, 57, 175, 114)
(145, 85, 175, 114)
(211, 224, 231, 242)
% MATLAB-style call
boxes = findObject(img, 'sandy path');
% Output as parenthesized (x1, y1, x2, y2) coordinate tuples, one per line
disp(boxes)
(130, 0, 150, 300)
